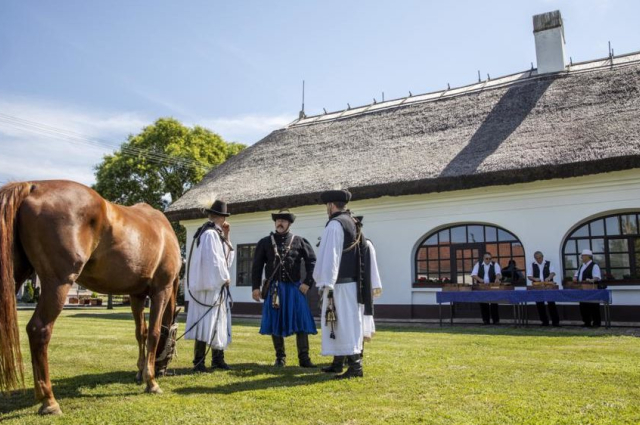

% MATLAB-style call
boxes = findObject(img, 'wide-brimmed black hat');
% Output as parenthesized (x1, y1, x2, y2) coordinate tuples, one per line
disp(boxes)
(205, 199, 230, 217)
(272, 209, 296, 223)
(320, 189, 352, 204)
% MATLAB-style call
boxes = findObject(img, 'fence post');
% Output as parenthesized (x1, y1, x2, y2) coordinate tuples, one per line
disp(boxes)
(107, 294, 113, 310)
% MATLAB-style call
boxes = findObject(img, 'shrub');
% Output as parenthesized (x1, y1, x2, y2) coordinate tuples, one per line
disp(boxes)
(21, 280, 35, 303)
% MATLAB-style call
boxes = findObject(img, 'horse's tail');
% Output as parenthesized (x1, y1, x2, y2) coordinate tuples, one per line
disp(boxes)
(0, 182, 32, 392)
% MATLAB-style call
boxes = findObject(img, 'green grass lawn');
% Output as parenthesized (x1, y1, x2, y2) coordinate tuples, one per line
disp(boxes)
(2, 308, 640, 424)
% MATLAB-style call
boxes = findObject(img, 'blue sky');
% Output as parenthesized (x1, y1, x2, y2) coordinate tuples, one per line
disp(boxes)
(1, 0, 638, 185)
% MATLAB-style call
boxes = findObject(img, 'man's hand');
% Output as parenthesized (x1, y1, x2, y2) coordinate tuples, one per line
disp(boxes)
(224, 280, 230, 288)
(299, 284, 310, 295)
(252, 289, 261, 302)
(222, 221, 231, 237)
(373, 288, 382, 298)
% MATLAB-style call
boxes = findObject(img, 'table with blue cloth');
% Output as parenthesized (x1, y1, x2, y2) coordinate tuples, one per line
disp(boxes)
(436, 289, 612, 328)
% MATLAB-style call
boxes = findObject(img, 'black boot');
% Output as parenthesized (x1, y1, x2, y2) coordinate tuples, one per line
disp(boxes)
(272, 335, 286, 367)
(211, 349, 230, 370)
(192, 340, 207, 373)
(335, 354, 363, 380)
(296, 333, 316, 368)
(322, 356, 346, 373)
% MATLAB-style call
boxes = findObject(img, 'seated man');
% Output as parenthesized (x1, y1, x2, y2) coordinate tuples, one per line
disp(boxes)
(526, 251, 560, 327)
(471, 252, 502, 325)
(573, 249, 602, 327)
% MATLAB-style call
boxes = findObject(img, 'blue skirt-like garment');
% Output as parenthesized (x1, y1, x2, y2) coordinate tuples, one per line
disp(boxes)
(259, 281, 318, 337)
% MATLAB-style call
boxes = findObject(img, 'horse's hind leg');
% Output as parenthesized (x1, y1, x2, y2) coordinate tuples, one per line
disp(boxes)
(27, 281, 72, 416)
(143, 285, 171, 394)
(130, 295, 148, 384)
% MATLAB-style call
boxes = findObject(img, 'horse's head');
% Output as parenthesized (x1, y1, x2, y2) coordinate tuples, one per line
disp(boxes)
(154, 305, 180, 377)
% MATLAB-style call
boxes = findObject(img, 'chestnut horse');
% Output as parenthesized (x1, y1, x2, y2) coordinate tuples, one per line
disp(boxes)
(0, 180, 181, 415)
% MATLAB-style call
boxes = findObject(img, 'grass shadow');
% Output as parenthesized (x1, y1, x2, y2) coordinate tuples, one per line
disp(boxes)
(174, 367, 333, 395)
(376, 323, 638, 338)
(0, 370, 140, 415)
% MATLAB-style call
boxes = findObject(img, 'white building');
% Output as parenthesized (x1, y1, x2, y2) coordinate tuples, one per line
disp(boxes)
(167, 11, 640, 322)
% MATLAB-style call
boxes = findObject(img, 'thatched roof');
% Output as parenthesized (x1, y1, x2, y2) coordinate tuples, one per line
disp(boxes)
(167, 53, 640, 221)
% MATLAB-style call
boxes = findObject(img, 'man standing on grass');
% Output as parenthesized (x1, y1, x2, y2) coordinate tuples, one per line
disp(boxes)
(314, 190, 375, 379)
(251, 209, 318, 368)
(322, 215, 382, 374)
(184, 199, 234, 372)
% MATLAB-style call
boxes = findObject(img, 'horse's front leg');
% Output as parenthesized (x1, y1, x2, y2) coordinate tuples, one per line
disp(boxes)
(130, 295, 148, 385)
(27, 282, 71, 415)
(143, 287, 170, 394)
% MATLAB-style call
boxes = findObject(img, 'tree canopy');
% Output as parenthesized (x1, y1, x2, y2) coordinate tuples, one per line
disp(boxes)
(94, 117, 245, 246)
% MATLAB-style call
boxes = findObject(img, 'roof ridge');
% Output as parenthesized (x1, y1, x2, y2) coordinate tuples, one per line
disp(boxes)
(288, 51, 640, 128)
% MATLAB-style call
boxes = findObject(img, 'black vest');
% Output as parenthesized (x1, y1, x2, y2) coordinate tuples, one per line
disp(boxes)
(579, 262, 595, 280)
(477, 262, 496, 282)
(329, 212, 358, 280)
(532, 261, 551, 279)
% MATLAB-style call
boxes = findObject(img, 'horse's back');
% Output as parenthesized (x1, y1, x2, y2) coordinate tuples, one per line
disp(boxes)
(16, 180, 180, 295)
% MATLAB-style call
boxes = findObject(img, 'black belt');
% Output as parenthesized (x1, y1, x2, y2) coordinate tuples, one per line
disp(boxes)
(336, 277, 356, 284)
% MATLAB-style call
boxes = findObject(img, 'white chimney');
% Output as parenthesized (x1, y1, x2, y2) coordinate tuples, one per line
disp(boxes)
(533, 10, 566, 74)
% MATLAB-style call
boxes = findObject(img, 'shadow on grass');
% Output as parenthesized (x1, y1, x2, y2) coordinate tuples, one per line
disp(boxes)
(167, 362, 323, 380)
(0, 362, 329, 417)
(173, 362, 333, 395)
(0, 370, 139, 416)
(376, 323, 636, 338)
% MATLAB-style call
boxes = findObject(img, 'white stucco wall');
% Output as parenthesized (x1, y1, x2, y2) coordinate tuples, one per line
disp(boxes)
(181, 169, 640, 309)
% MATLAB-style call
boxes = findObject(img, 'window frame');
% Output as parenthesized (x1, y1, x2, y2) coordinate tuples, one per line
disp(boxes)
(562, 213, 640, 284)
(414, 224, 526, 288)
(235, 243, 257, 287)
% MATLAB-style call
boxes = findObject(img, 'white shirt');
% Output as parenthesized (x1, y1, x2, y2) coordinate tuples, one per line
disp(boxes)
(187, 225, 234, 293)
(367, 240, 382, 292)
(471, 261, 501, 283)
(574, 261, 602, 281)
(526, 260, 556, 284)
(312, 221, 383, 291)
(313, 220, 344, 289)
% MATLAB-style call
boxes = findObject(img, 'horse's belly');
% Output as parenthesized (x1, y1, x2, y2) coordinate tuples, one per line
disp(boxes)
(77, 266, 151, 296)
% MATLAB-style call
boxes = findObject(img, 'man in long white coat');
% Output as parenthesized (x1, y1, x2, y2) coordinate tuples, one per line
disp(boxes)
(314, 190, 376, 379)
(185, 199, 235, 372)
(321, 215, 382, 374)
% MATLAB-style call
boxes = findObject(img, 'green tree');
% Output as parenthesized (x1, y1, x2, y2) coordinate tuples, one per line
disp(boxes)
(94, 117, 245, 247)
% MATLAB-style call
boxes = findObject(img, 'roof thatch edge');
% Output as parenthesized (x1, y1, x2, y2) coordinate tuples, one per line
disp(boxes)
(165, 155, 640, 222)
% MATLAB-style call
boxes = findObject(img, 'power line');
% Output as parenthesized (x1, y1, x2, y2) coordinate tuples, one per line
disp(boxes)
(0, 113, 205, 170)
(0, 113, 211, 171)
(0, 112, 199, 166)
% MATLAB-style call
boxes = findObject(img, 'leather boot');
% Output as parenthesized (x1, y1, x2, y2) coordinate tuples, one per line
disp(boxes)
(335, 354, 363, 380)
(192, 340, 207, 373)
(211, 349, 230, 370)
(272, 335, 286, 367)
(296, 333, 316, 368)
(321, 356, 345, 373)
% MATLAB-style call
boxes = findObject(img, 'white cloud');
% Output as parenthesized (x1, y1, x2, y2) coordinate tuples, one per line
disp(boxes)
(0, 97, 293, 187)
(0, 97, 149, 186)
(199, 114, 293, 144)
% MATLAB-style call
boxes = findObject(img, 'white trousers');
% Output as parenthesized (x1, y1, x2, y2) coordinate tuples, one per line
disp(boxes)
(184, 288, 232, 350)
(320, 282, 364, 356)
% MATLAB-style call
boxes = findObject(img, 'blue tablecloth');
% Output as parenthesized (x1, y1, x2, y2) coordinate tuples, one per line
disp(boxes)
(436, 289, 611, 304)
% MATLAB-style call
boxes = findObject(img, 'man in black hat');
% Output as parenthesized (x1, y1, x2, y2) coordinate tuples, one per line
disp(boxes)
(251, 209, 318, 367)
(184, 199, 235, 372)
(314, 190, 374, 379)
(321, 215, 382, 375)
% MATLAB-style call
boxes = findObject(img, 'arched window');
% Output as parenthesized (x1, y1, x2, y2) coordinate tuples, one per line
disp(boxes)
(563, 213, 640, 282)
(414, 224, 525, 287)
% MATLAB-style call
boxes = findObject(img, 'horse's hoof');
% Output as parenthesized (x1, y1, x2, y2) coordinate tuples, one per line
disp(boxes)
(145, 384, 163, 394)
(38, 402, 62, 416)
(135, 373, 143, 384)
